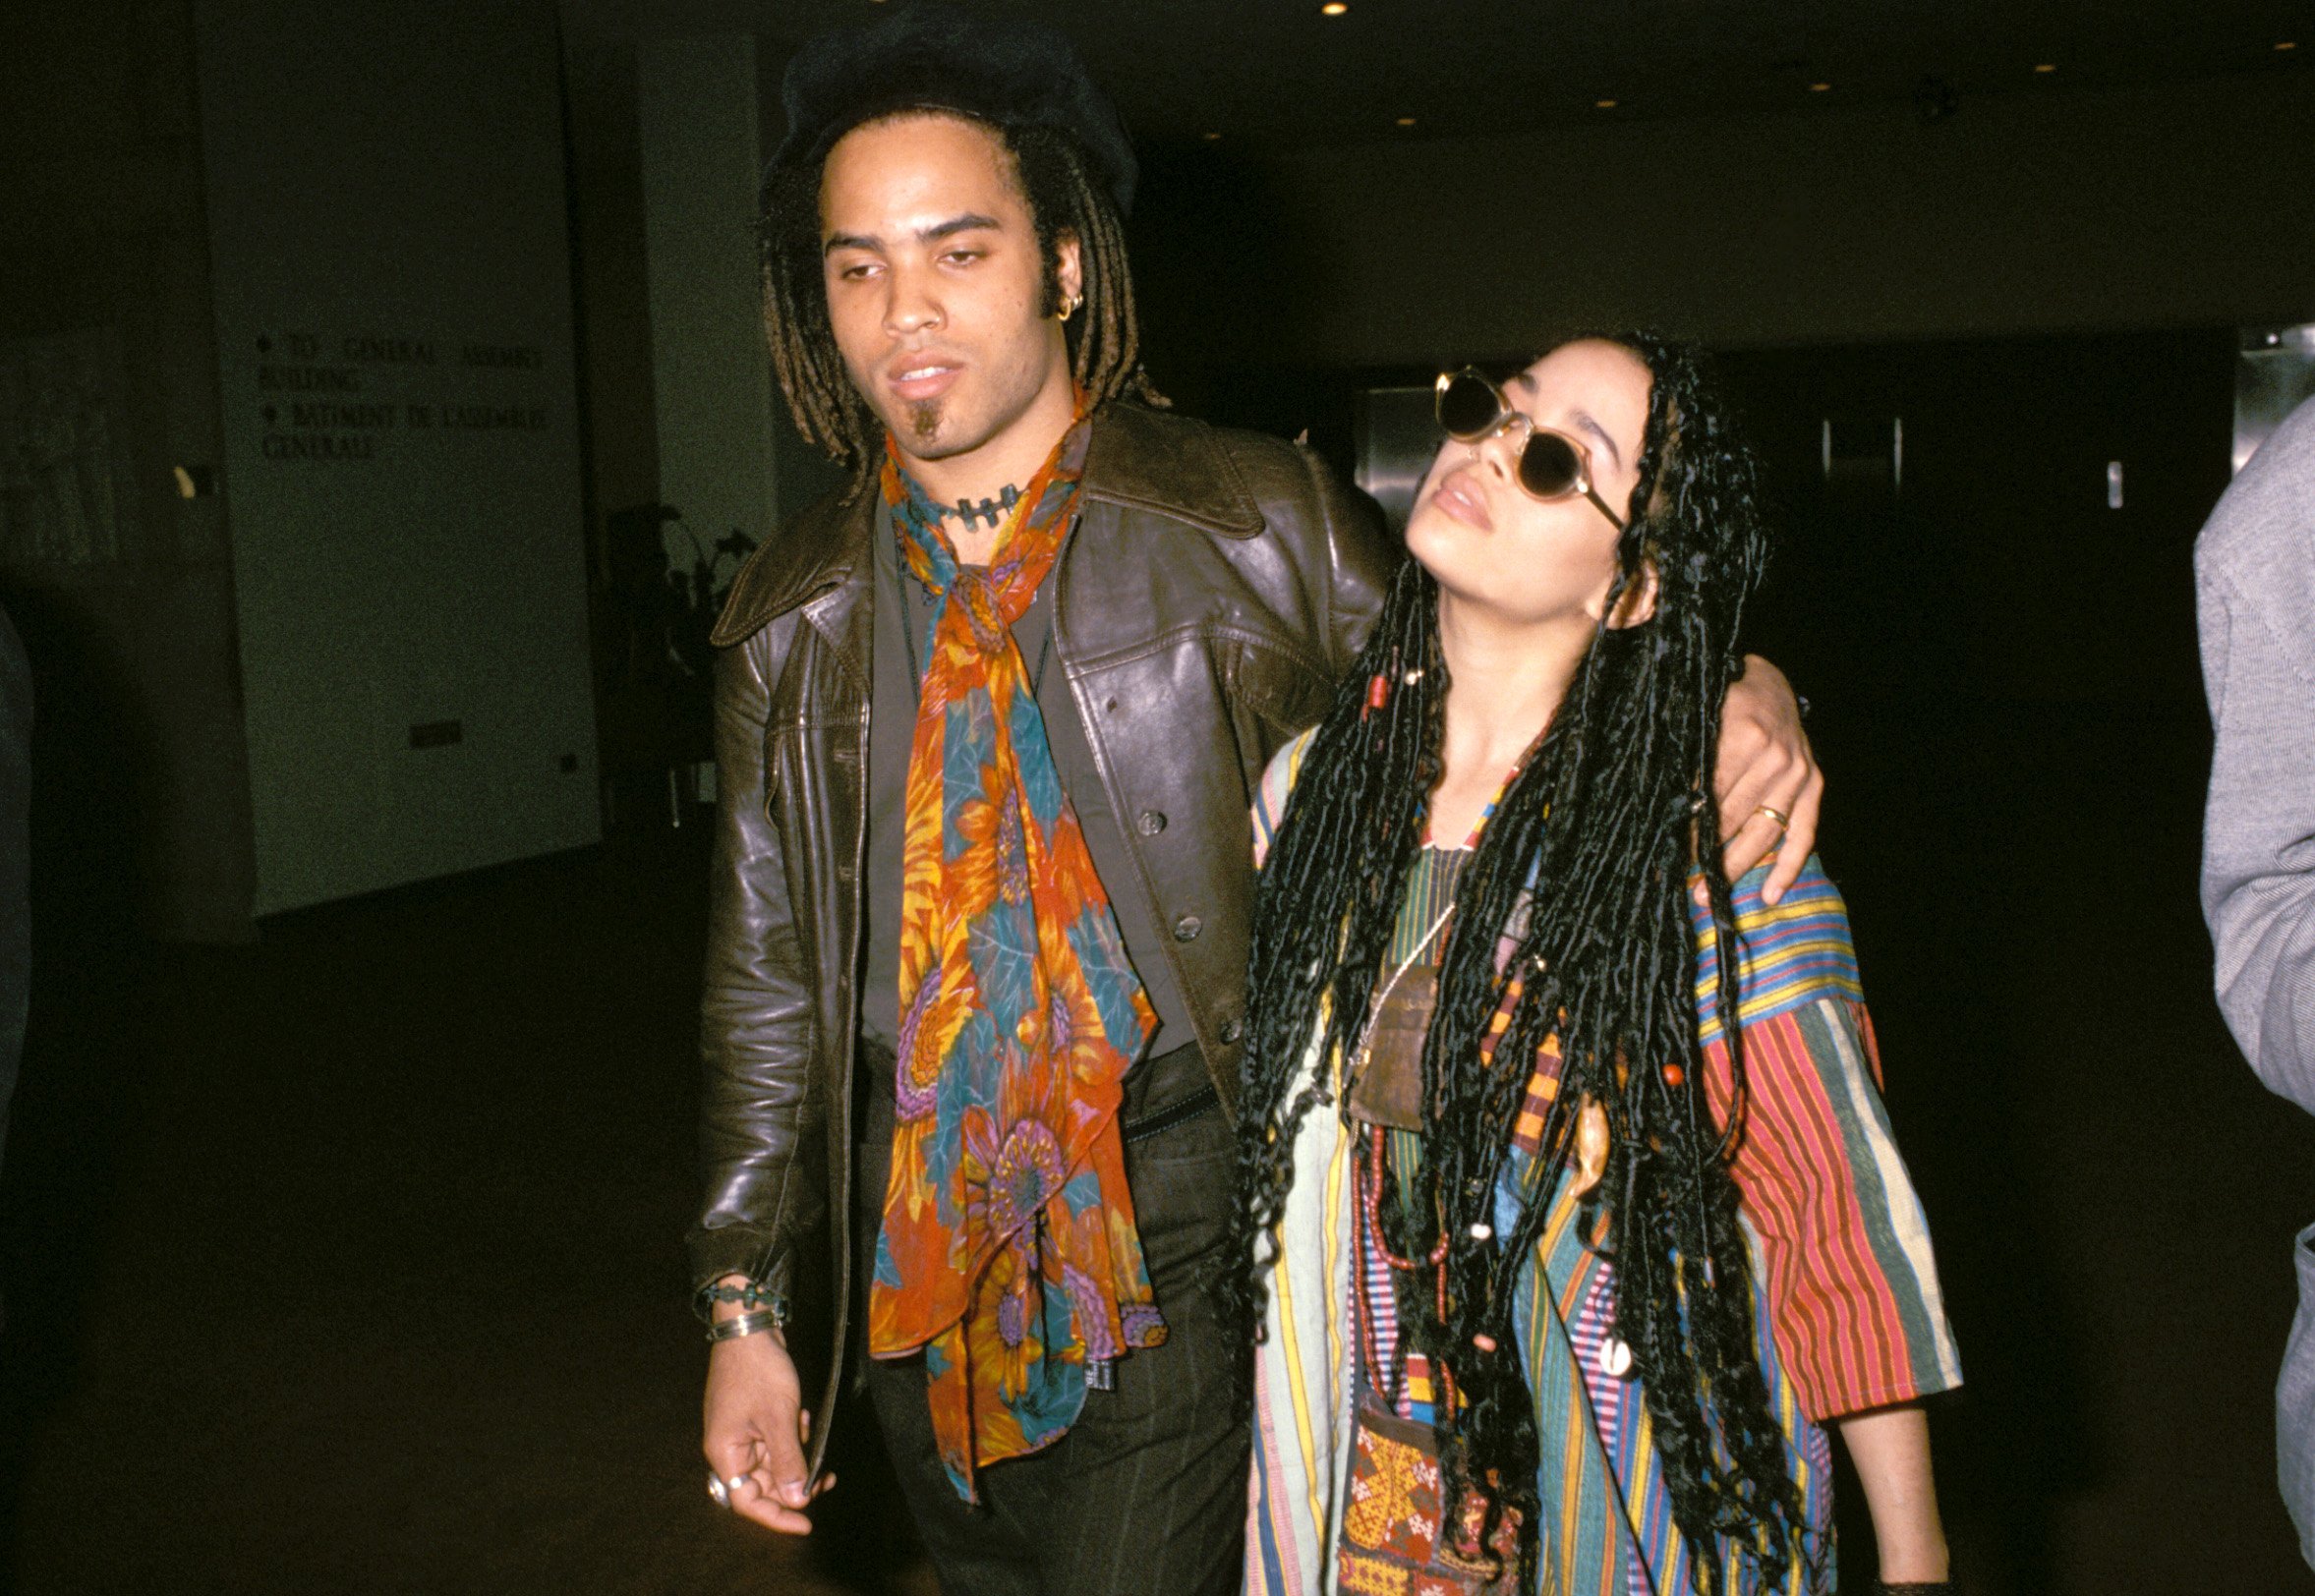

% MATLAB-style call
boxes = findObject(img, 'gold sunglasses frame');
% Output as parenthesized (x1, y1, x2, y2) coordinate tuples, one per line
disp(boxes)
(1433, 369, 1628, 531)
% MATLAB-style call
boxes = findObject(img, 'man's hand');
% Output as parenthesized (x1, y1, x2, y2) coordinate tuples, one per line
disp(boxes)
(1713, 656, 1822, 905)
(702, 1316, 830, 1533)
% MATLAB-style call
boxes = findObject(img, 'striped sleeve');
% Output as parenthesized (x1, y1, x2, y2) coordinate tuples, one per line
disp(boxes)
(1250, 727, 1318, 871)
(1692, 856, 1964, 1420)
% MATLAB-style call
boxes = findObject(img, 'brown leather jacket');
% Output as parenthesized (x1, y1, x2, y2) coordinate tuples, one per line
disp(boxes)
(688, 400, 1392, 1466)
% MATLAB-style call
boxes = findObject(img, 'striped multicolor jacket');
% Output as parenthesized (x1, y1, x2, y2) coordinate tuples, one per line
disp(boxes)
(1244, 730, 1962, 1595)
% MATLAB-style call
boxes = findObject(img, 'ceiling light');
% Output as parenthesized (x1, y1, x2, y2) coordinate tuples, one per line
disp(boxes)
(1202, 131, 1222, 141)
(2034, 63, 2056, 73)
(1809, 82, 1831, 92)
(1395, 116, 1416, 127)
(2279, 40, 2298, 50)
(1320, 3, 1348, 14)
(1594, 97, 1617, 109)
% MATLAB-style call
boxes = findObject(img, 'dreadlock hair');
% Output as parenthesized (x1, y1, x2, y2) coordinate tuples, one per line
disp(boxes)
(1222, 333, 1818, 1592)
(758, 109, 1165, 484)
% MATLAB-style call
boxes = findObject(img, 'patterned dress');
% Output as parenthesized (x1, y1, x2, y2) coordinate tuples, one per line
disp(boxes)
(1244, 730, 1962, 1596)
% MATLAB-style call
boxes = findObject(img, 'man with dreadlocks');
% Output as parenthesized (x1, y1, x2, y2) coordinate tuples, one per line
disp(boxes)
(687, 7, 1821, 1590)
(1233, 337, 1961, 1596)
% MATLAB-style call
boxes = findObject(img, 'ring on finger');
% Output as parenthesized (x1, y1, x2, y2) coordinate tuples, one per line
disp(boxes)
(1753, 804, 1790, 830)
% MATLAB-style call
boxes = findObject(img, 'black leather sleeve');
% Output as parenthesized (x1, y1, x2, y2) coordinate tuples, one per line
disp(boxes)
(687, 621, 823, 1298)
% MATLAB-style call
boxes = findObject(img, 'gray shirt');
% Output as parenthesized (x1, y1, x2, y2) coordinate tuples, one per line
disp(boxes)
(858, 498, 1194, 1069)
(2197, 392, 2315, 1568)
(2200, 395, 2315, 1112)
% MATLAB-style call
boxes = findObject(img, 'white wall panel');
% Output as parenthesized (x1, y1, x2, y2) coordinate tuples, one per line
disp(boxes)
(197, 0, 599, 914)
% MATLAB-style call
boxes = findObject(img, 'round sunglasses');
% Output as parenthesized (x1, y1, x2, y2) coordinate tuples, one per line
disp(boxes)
(1433, 368, 1627, 530)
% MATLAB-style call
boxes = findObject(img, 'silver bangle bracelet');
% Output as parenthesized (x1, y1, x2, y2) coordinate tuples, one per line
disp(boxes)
(705, 1308, 783, 1344)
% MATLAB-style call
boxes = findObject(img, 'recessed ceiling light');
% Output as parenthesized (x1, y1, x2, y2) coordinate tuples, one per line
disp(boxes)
(1320, 2, 1348, 14)
(1809, 81, 1831, 92)
(2034, 63, 2056, 73)
(1594, 98, 1619, 110)
(1202, 131, 1222, 141)
(2279, 39, 2299, 50)
(1395, 116, 1416, 127)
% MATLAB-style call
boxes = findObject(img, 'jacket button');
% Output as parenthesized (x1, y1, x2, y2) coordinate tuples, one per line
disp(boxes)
(1136, 810, 1167, 836)
(1219, 1018, 1244, 1044)
(1173, 915, 1202, 942)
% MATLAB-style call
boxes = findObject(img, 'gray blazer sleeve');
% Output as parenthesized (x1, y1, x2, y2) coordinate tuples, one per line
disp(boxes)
(2199, 398, 2315, 1113)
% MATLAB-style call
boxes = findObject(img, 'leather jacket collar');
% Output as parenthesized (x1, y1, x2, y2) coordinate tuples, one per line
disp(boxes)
(709, 400, 1266, 649)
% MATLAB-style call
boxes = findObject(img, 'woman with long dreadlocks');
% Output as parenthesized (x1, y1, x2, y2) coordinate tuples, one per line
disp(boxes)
(1230, 335, 1961, 1596)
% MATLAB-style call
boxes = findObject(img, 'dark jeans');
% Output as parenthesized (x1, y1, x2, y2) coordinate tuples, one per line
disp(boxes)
(853, 1045, 1246, 1596)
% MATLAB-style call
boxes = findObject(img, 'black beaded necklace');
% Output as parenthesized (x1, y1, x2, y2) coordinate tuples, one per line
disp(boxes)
(929, 484, 1021, 531)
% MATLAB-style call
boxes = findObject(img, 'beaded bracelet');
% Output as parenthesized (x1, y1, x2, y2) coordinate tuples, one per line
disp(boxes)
(693, 1280, 789, 1324)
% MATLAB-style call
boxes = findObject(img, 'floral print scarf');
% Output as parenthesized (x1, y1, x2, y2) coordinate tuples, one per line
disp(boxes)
(868, 415, 1163, 1500)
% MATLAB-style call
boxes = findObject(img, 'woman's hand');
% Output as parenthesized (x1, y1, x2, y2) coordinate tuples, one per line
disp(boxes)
(1713, 656, 1822, 904)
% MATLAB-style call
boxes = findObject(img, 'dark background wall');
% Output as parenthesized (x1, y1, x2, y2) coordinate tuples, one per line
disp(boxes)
(1716, 330, 2256, 1590)
(1132, 72, 2315, 369)
(0, 0, 257, 945)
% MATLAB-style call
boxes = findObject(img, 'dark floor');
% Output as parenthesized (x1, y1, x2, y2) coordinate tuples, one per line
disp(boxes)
(4, 694, 2314, 1592)
(0, 826, 933, 1595)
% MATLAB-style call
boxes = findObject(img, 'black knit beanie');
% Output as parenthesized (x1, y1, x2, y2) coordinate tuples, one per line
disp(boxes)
(770, 1, 1137, 213)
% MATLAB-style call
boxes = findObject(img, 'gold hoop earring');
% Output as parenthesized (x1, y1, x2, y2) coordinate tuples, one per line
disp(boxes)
(1057, 292, 1081, 323)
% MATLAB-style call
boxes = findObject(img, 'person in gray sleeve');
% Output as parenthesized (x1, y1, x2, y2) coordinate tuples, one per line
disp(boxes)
(2198, 391, 2315, 1568)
